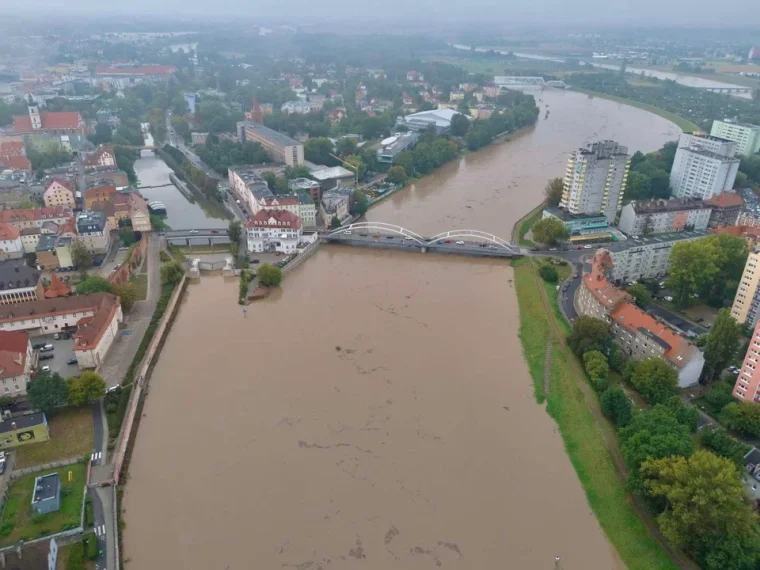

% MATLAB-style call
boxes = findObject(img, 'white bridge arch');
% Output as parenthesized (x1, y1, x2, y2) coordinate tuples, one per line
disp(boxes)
(329, 222, 427, 245)
(428, 229, 518, 252)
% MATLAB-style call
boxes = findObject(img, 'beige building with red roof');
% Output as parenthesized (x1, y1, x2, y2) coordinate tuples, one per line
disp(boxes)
(0, 224, 23, 261)
(12, 105, 86, 137)
(43, 178, 76, 208)
(0, 207, 71, 232)
(0, 330, 34, 397)
(245, 209, 302, 254)
(82, 145, 116, 170)
(578, 249, 705, 387)
(73, 294, 122, 369)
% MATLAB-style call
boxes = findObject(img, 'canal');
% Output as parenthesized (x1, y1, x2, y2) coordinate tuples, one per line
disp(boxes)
(133, 150, 228, 231)
(123, 89, 680, 569)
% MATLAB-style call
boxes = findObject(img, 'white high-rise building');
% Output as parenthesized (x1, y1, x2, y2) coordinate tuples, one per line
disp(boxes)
(710, 119, 760, 157)
(670, 133, 740, 200)
(559, 140, 630, 223)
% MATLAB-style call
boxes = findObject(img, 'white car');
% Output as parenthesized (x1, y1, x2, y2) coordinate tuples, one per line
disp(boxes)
(41, 366, 51, 372)
(584, 245, 592, 249)
(344, 231, 352, 235)
(455, 241, 465, 245)
(664, 296, 673, 302)
(189, 230, 199, 235)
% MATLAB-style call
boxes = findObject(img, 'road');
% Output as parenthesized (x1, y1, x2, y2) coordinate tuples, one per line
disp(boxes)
(325, 234, 522, 257)
(560, 261, 584, 321)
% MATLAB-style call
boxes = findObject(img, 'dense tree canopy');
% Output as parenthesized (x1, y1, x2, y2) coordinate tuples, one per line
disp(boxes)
(76, 275, 113, 295)
(196, 138, 271, 175)
(626, 283, 652, 308)
(27, 372, 68, 414)
(600, 387, 633, 427)
(702, 309, 741, 382)
(629, 358, 678, 405)
(583, 350, 610, 392)
(544, 177, 564, 207)
(531, 217, 569, 245)
(721, 401, 760, 437)
(257, 263, 283, 287)
(567, 315, 611, 356)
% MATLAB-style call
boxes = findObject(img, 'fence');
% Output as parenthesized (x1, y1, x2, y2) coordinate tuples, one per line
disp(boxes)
(282, 240, 321, 278)
(11, 456, 83, 479)
(112, 274, 188, 484)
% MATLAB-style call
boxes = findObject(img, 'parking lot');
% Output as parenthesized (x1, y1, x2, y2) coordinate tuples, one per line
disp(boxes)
(33, 334, 80, 378)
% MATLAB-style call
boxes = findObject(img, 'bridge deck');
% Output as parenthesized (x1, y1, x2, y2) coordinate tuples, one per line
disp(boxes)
(323, 236, 521, 258)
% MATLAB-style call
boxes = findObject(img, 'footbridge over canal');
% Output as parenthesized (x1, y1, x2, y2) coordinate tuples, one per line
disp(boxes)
(324, 222, 525, 258)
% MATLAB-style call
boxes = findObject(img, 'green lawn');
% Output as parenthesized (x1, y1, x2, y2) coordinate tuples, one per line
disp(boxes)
(512, 259, 680, 570)
(571, 87, 700, 132)
(0, 464, 86, 546)
(130, 273, 148, 301)
(515, 204, 544, 247)
(14, 408, 93, 469)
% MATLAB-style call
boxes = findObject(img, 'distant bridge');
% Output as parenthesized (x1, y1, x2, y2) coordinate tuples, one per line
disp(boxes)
(164, 229, 231, 246)
(324, 222, 524, 258)
(494, 76, 546, 88)
(699, 86, 753, 95)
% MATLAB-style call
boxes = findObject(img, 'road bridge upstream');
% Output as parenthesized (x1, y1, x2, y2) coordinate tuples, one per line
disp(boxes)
(324, 222, 526, 258)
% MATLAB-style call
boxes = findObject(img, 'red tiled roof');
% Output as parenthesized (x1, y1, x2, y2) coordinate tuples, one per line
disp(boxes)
(0, 224, 20, 241)
(0, 155, 31, 171)
(582, 249, 632, 310)
(95, 64, 176, 76)
(706, 192, 745, 208)
(610, 303, 696, 368)
(44, 273, 71, 299)
(0, 331, 30, 380)
(74, 294, 120, 351)
(85, 185, 116, 202)
(0, 140, 25, 157)
(245, 209, 303, 229)
(263, 196, 299, 207)
(0, 207, 70, 224)
(13, 111, 82, 133)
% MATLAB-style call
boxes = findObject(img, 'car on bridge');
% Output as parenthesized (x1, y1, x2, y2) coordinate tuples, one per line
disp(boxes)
(455, 241, 465, 245)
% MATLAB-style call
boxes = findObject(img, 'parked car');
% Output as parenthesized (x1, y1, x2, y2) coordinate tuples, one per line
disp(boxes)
(210, 230, 219, 234)
(0, 453, 5, 474)
(455, 241, 465, 245)
(39, 344, 54, 352)
(32, 342, 46, 350)
(39, 354, 54, 361)
(664, 296, 674, 302)
(67, 357, 78, 365)
(41, 366, 51, 373)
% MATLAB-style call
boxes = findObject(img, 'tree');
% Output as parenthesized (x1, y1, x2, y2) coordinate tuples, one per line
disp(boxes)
(67, 371, 106, 407)
(70, 240, 92, 268)
(583, 350, 610, 392)
(257, 264, 282, 287)
(393, 152, 414, 176)
(90, 123, 113, 146)
(113, 282, 138, 311)
(721, 402, 760, 437)
(668, 238, 722, 307)
(228, 220, 242, 243)
(620, 405, 694, 493)
(630, 358, 678, 405)
(666, 396, 699, 432)
(386, 166, 408, 186)
(702, 309, 741, 382)
(601, 387, 633, 427)
(544, 177, 564, 207)
(701, 428, 751, 469)
(304, 137, 337, 165)
(538, 264, 558, 283)
(283, 165, 312, 179)
(261, 171, 277, 191)
(626, 283, 652, 308)
(353, 189, 369, 216)
(330, 216, 341, 229)
(567, 315, 611, 356)
(704, 381, 735, 414)
(76, 275, 113, 295)
(335, 137, 358, 157)
(450, 113, 470, 137)
(531, 217, 569, 246)
(119, 228, 136, 246)
(161, 260, 185, 285)
(641, 451, 754, 556)
(27, 372, 68, 414)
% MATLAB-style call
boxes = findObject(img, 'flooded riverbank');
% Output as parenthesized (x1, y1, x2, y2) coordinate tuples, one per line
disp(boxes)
(123, 249, 623, 569)
(123, 88, 682, 568)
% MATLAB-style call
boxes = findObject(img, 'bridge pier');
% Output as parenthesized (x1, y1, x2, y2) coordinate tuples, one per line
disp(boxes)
(421, 246, 427, 253)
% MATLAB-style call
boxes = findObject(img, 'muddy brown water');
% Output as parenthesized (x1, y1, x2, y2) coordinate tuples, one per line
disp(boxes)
(123, 90, 680, 569)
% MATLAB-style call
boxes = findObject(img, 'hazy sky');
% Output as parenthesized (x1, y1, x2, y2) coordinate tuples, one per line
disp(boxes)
(4, 0, 760, 27)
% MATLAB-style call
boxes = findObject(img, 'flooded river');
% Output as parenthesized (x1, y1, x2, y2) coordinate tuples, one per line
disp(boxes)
(124, 90, 680, 569)
(133, 150, 228, 230)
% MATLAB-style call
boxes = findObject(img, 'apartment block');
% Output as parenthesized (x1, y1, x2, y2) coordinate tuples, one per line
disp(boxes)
(710, 119, 760, 157)
(559, 140, 630, 224)
(731, 247, 760, 326)
(617, 198, 711, 236)
(670, 133, 740, 200)
(733, 321, 760, 403)
(236, 121, 304, 167)
(605, 231, 707, 283)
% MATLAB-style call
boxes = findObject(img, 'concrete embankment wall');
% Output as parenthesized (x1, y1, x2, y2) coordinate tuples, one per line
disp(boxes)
(283, 239, 321, 278)
(112, 275, 188, 484)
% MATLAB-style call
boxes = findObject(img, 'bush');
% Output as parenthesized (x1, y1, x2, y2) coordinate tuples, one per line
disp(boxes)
(601, 387, 633, 427)
(538, 265, 558, 283)
(583, 350, 610, 392)
(721, 401, 760, 437)
(257, 264, 283, 287)
(702, 427, 751, 469)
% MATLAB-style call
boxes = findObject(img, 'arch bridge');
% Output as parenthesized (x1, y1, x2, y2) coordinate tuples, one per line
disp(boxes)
(326, 222, 521, 256)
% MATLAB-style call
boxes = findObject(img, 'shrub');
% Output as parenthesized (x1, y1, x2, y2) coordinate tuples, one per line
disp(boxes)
(538, 264, 558, 282)
(583, 350, 609, 392)
(601, 387, 633, 427)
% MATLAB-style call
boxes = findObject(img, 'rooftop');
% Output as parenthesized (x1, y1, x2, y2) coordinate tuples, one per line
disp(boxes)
(237, 121, 300, 148)
(377, 132, 420, 157)
(245, 209, 303, 230)
(706, 192, 745, 209)
(13, 111, 82, 133)
(74, 294, 120, 351)
(32, 472, 60, 503)
(0, 330, 29, 380)
(0, 412, 46, 435)
(95, 64, 176, 76)
(36, 234, 57, 252)
(403, 108, 461, 128)
(0, 224, 20, 241)
(606, 230, 708, 254)
(0, 207, 70, 225)
(583, 250, 632, 310)
(310, 166, 354, 181)
(544, 206, 607, 222)
(44, 273, 71, 299)
(0, 259, 40, 291)
(627, 198, 710, 214)
(0, 292, 113, 323)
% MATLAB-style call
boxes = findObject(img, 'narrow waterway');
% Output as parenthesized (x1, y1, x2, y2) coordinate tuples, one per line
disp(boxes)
(124, 89, 682, 569)
(133, 150, 228, 230)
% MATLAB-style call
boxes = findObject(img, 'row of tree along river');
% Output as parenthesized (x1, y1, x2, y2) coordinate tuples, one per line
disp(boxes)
(123, 89, 680, 569)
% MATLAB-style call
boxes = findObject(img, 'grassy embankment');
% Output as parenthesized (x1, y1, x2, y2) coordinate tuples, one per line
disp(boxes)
(512, 257, 680, 570)
(513, 203, 544, 248)
(570, 88, 700, 132)
(14, 408, 93, 469)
